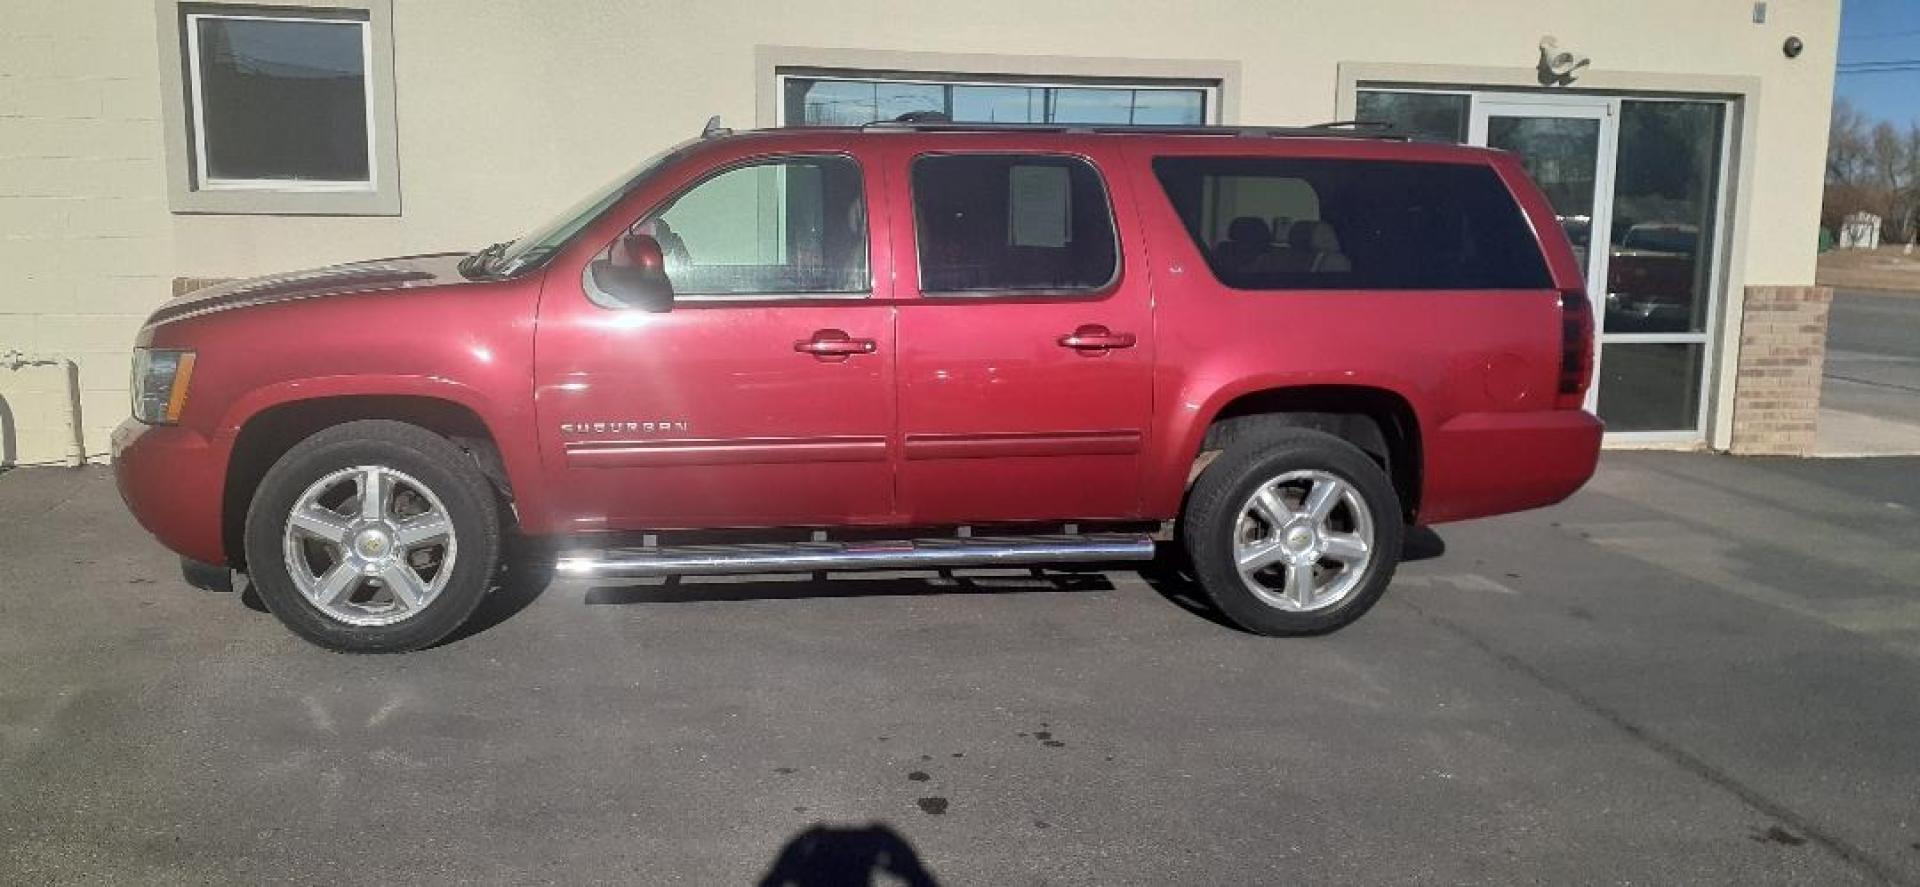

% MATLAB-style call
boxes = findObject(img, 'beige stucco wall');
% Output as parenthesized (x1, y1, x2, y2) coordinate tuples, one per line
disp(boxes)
(0, 0, 1840, 465)
(2, 0, 172, 465)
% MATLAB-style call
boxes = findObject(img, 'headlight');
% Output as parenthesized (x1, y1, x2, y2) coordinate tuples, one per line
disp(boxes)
(131, 348, 197, 424)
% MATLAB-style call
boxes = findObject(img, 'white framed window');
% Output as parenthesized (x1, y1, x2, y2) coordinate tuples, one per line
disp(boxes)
(157, 0, 400, 215)
(185, 10, 374, 191)
(778, 71, 1219, 127)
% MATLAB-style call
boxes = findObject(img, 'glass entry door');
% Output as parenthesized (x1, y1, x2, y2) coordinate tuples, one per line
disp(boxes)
(1470, 98, 1614, 415)
(1466, 96, 1727, 439)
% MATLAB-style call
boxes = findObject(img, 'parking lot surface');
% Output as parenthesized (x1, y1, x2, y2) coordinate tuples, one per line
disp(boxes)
(3, 452, 1919, 884)
(1821, 289, 1920, 455)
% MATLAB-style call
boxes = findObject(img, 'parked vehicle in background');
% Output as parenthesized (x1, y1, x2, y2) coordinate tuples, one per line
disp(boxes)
(1606, 222, 1701, 332)
(114, 119, 1602, 652)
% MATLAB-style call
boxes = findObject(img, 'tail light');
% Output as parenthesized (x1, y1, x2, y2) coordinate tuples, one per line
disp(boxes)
(1556, 289, 1594, 410)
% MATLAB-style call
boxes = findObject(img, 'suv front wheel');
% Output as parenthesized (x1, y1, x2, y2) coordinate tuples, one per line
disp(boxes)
(243, 420, 501, 652)
(1182, 427, 1404, 635)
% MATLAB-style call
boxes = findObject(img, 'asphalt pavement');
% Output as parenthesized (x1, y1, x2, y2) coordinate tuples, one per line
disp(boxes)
(4, 453, 1920, 884)
(1820, 289, 1920, 455)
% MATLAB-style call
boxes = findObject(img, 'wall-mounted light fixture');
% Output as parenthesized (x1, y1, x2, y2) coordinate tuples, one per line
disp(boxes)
(1537, 36, 1591, 86)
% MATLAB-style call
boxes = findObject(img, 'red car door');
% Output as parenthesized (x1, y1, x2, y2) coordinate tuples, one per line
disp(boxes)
(533, 146, 898, 532)
(883, 138, 1156, 524)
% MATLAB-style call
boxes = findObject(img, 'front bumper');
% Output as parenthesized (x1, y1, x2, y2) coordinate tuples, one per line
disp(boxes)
(112, 418, 227, 566)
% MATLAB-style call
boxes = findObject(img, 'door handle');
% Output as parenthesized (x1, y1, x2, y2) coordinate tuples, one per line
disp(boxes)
(1058, 324, 1137, 352)
(795, 329, 877, 361)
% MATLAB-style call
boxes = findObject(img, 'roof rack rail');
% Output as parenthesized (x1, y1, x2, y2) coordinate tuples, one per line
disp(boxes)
(856, 119, 1408, 141)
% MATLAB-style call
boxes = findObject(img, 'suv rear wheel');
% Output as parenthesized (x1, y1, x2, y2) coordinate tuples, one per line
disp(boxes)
(1182, 427, 1403, 635)
(243, 420, 500, 652)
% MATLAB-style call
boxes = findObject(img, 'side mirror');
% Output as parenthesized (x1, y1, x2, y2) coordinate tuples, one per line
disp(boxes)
(589, 233, 674, 312)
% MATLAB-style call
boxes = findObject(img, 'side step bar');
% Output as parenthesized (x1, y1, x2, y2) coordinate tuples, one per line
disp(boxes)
(554, 533, 1157, 579)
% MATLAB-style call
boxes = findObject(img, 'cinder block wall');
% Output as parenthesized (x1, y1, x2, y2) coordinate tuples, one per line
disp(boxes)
(1729, 285, 1832, 456)
(0, 2, 173, 466)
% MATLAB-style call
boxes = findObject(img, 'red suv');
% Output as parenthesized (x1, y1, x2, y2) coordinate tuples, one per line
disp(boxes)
(114, 120, 1601, 652)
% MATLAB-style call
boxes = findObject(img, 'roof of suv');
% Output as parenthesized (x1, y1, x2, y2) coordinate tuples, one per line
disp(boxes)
(700, 121, 1508, 165)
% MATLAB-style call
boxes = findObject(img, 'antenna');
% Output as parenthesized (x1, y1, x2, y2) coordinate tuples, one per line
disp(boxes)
(701, 115, 732, 139)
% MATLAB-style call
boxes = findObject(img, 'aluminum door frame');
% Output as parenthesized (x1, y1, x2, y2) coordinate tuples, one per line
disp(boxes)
(1470, 95, 1617, 417)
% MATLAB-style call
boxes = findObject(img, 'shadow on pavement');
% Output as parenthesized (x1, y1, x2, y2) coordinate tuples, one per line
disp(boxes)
(758, 823, 939, 887)
(237, 527, 1448, 641)
(439, 538, 559, 645)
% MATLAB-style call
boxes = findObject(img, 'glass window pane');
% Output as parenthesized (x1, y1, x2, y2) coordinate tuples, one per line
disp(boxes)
(786, 79, 875, 126)
(1596, 343, 1705, 432)
(1048, 87, 1138, 124)
(608, 157, 866, 297)
(783, 79, 945, 125)
(1605, 101, 1726, 333)
(1486, 116, 1600, 273)
(952, 85, 1045, 123)
(1129, 90, 1206, 125)
(1355, 90, 1469, 143)
(193, 16, 369, 182)
(1151, 157, 1552, 291)
(785, 76, 1207, 127)
(912, 154, 1117, 293)
(873, 82, 947, 122)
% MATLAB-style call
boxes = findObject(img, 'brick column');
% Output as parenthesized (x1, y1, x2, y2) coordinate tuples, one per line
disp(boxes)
(1729, 285, 1831, 456)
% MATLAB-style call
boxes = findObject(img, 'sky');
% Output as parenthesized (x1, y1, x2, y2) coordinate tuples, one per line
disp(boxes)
(1837, 0, 1920, 125)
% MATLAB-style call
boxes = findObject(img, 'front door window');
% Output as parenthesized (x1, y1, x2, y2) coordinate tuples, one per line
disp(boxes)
(605, 156, 869, 300)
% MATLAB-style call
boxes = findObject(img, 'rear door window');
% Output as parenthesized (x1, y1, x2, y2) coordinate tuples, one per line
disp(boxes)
(1151, 156, 1552, 290)
(911, 154, 1118, 294)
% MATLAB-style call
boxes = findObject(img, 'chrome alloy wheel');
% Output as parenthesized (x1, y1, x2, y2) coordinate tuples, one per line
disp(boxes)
(1232, 469, 1375, 613)
(281, 465, 458, 627)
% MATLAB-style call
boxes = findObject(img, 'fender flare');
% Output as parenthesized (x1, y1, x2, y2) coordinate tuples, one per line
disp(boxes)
(1149, 372, 1430, 515)
(213, 374, 552, 534)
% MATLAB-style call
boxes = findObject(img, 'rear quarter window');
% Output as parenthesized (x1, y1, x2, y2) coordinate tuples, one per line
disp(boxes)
(1151, 156, 1553, 290)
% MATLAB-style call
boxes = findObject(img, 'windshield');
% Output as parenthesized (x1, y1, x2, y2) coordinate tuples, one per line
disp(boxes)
(491, 142, 692, 275)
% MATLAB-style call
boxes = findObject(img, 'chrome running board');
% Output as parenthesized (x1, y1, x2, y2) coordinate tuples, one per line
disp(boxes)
(554, 533, 1156, 579)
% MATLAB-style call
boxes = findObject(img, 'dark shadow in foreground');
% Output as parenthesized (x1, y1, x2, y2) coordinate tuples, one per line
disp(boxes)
(585, 567, 1114, 605)
(759, 823, 939, 887)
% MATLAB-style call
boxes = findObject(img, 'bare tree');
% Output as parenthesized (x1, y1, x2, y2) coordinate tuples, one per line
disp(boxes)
(1824, 98, 1919, 242)
(1828, 97, 1870, 186)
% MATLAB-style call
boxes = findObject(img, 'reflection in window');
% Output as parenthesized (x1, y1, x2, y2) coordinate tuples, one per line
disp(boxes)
(609, 157, 868, 298)
(1604, 101, 1725, 334)
(189, 13, 371, 184)
(1355, 90, 1469, 143)
(784, 76, 1207, 126)
(1597, 343, 1705, 431)
(1486, 115, 1601, 272)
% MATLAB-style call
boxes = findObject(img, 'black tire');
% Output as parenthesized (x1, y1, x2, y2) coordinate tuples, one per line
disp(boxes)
(1181, 426, 1403, 635)
(244, 420, 501, 653)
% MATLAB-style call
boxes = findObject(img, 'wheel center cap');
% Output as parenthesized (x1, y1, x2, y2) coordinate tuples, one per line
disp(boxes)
(355, 528, 391, 558)
(1284, 525, 1317, 554)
